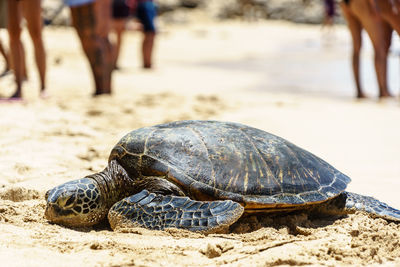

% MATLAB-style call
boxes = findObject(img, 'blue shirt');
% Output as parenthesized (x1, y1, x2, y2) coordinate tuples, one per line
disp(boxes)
(64, 0, 95, 7)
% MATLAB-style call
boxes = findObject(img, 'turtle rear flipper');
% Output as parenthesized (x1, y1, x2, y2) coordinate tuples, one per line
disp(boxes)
(108, 190, 244, 233)
(342, 191, 400, 221)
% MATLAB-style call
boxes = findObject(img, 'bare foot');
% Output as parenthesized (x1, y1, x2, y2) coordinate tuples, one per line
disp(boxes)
(379, 91, 393, 98)
(40, 90, 50, 99)
(0, 92, 23, 103)
(93, 90, 111, 96)
(356, 92, 367, 99)
(10, 90, 22, 99)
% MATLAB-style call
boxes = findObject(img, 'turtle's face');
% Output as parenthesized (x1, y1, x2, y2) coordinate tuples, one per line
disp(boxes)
(45, 178, 107, 227)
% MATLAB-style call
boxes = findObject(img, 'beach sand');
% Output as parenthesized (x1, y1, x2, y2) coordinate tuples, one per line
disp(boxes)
(0, 20, 400, 266)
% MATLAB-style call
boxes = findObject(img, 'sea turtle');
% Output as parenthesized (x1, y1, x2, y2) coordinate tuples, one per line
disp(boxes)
(45, 120, 400, 233)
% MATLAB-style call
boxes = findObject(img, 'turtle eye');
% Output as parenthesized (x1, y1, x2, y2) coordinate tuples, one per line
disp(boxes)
(64, 195, 76, 208)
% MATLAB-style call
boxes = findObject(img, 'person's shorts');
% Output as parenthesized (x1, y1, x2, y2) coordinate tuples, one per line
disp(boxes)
(136, 1, 157, 32)
(64, 0, 94, 7)
(112, 0, 130, 19)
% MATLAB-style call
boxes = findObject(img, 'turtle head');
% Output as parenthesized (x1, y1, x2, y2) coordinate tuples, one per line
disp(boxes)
(44, 178, 107, 227)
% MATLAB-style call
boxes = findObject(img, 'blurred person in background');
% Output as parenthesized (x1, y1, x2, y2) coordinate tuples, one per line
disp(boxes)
(111, 0, 130, 70)
(5, 0, 46, 100)
(323, 0, 336, 28)
(65, 0, 114, 95)
(340, 0, 393, 98)
(321, 0, 337, 40)
(372, 0, 400, 99)
(111, 0, 157, 69)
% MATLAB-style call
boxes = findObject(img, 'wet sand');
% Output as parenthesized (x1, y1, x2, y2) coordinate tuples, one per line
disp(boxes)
(0, 21, 400, 266)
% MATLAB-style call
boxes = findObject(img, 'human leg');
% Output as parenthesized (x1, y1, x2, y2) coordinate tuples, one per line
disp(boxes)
(111, 19, 126, 69)
(111, 0, 130, 69)
(136, 1, 157, 69)
(142, 32, 155, 68)
(340, 1, 365, 98)
(70, 1, 112, 96)
(93, 0, 113, 94)
(376, 0, 400, 35)
(0, 39, 10, 74)
(6, 0, 25, 98)
(354, 4, 392, 97)
(22, 0, 46, 92)
(0, 1, 9, 75)
(323, 0, 335, 27)
(70, 4, 102, 94)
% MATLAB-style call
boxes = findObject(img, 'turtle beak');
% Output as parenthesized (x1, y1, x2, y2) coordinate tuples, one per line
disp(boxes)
(45, 202, 74, 218)
(44, 203, 56, 221)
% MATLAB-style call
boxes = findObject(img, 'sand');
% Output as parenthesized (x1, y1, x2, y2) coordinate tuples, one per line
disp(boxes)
(0, 20, 400, 266)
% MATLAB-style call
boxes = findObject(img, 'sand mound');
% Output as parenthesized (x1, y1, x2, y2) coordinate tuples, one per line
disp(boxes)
(0, 187, 41, 202)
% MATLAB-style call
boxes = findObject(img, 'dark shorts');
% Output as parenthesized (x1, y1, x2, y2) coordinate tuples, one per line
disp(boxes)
(136, 1, 157, 32)
(112, 0, 130, 19)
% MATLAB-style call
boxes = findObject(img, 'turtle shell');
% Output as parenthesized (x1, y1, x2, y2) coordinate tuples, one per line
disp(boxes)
(109, 120, 351, 210)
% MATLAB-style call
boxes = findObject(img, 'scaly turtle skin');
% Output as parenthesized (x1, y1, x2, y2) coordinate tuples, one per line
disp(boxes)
(45, 120, 400, 233)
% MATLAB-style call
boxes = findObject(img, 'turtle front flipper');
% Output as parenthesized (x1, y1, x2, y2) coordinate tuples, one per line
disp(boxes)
(108, 190, 244, 233)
